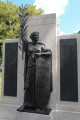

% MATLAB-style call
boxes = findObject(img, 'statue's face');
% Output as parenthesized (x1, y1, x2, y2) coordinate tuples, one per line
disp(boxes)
(30, 32, 39, 43)
(33, 34, 39, 41)
(32, 33, 39, 43)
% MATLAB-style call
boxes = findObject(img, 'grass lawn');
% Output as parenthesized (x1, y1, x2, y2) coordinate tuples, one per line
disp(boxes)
(0, 74, 2, 101)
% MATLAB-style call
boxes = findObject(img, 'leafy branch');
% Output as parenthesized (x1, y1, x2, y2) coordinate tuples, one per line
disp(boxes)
(19, 5, 29, 58)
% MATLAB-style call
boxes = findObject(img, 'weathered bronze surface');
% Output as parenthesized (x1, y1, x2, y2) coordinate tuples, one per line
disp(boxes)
(22, 108, 51, 115)
(60, 38, 78, 102)
(17, 32, 52, 112)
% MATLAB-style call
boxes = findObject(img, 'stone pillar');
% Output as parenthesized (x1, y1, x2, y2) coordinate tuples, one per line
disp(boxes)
(0, 13, 57, 120)
(56, 34, 80, 120)
(1, 39, 24, 106)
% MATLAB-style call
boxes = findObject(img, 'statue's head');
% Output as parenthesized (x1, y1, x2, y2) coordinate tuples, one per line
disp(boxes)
(30, 31, 39, 43)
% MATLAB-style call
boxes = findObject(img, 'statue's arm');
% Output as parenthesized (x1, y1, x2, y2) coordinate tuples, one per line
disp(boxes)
(41, 44, 52, 53)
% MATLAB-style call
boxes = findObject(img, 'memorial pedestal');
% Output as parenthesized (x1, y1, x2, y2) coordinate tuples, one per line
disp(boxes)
(55, 110, 80, 120)
(16, 110, 53, 120)
(0, 103, 53, 120)
(0, 103, 18, 120)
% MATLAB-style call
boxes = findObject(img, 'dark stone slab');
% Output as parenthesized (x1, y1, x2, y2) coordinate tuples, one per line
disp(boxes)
(4, 42, 18, 97)
(60, 38, 78, 102)
(18, 107, 51, 115)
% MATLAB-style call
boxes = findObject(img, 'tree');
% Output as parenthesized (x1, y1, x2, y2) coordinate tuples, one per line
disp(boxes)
(0, 0, 44, 65)
(0, 0, 44, 40)
(25, 4, 44, 16)
(77, 31, 80, 34)
(0, 0, 20, 40)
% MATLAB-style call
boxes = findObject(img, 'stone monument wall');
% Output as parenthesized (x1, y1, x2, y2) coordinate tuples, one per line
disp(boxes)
(2, 39, 24, 106)
(23, 13, 57, 109)
(1, 13, 80, 120)
(56, 34, 80, 120)
(0, 13, 57, 120)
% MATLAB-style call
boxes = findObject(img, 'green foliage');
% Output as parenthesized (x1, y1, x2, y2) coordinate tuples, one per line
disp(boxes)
(0, 0, 20, 40)
(25, 4, 44, 16)
(77, 31, 80, 34)
(0, 0, 44, 40)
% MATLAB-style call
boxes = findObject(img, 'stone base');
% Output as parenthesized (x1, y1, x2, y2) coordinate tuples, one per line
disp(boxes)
(0, 103, 18, 120)
(16, 110, 53, 120)
(0, 119, 8, 120)
(56, 110, 80, 120)
(0, 103, 53, 120)
(16, 110, 80, 120)
(0, 103, 80, 120)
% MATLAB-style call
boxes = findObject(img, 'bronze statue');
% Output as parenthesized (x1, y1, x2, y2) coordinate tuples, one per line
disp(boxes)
(17, 31, 52, 112)
(17, 5, 52, 112)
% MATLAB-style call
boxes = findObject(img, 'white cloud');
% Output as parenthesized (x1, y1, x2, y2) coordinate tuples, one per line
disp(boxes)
(60, 32, 69, 34)
(34, 0, 69, 16)
(74, 29, 80, 33)
(60, 32, 65, 34)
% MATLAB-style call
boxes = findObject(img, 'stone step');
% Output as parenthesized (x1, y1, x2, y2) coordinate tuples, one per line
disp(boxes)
(0, 119, 8, 120)
(16, 110, 53, 120)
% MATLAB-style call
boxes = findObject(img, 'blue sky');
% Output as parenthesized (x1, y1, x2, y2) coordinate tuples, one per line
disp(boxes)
(59, 0, 80, 34)
(1, 0, 80, 34)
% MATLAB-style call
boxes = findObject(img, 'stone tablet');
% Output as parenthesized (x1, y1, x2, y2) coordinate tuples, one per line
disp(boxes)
(60, 38, 78, 102)
(35, 55, 52, 108)
(4, 42, 18, 97)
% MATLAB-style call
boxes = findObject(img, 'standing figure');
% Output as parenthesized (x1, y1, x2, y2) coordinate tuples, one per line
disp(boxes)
(17, 32, 52, 112)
